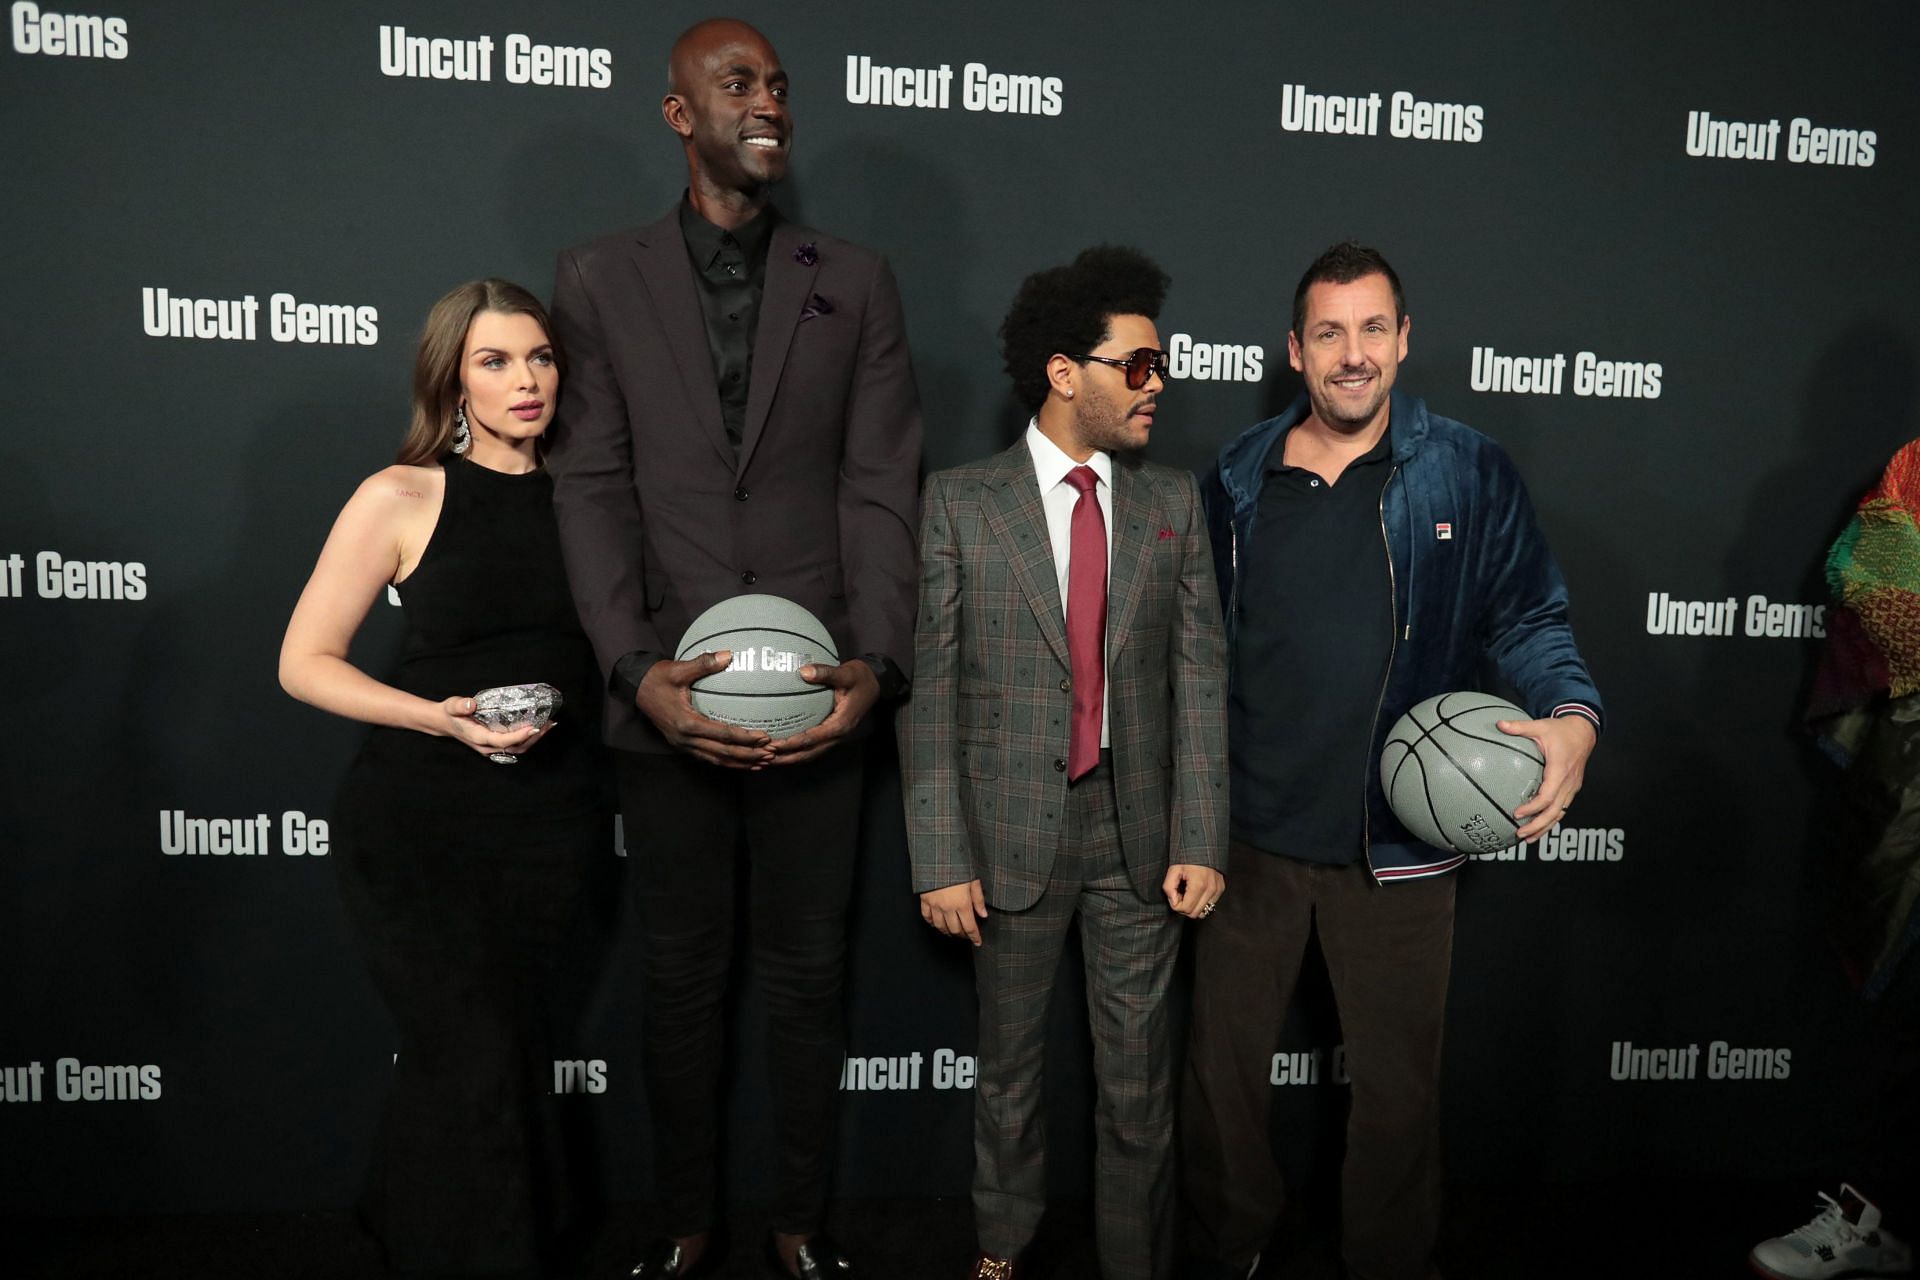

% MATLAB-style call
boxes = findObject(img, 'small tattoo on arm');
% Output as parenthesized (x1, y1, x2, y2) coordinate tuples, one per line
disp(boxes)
(395, 488, 424, 498)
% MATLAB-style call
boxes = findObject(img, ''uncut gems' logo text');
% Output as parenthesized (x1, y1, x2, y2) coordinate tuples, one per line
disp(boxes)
(142, 288, 378, 345)
(379, 25, 612, 88)
(10, 3, 126, 58)
(1168, 334, 1263, 383)
(1469, 347, 1661, 399)
(1, 1058, 161, 1102)
(1469, 823, 1625, 863)
(1272, 1045, 1349, 1085)
(1281, 82, 1483, 142)
(1609, 1040, 1791, 1081)
(844, 54, 1062, 116)
(838, 1048, 979, 1090)
(0, 551, 144, 600)
(1644, 594, 1824, 638)
(1686, 110, 1875, 167)
(160, 810, 331, 856)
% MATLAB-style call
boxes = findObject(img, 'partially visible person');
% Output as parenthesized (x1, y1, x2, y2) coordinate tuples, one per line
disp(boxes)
(1748, 441, 1920, 1280)
(1806, 436, 1920, 1010)
(280, 278, 608, 1278)
(900, 245, 1228, 1280)
(1182, 242, 1602, 1280)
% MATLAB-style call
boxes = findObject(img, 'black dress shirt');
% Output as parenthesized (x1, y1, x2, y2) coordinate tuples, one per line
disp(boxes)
(678, 196, 776, 451)
(1230, 430, 1395, 864)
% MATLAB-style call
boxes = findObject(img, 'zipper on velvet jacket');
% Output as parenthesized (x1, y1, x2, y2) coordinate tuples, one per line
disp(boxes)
(1360, 465, 1402, 880)
(1228, 521, 1240, 629)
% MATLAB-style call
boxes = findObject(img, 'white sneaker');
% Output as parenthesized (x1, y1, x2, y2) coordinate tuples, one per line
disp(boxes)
(1750, 1184, 1913, 1279)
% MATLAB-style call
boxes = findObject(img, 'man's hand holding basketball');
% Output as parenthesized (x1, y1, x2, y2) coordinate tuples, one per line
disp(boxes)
(635, 651, 776, 769)
(1501, 713, 1597, 841)
(766, 659, 880, 765)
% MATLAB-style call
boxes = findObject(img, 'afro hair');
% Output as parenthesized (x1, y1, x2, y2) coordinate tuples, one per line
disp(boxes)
(999, 245, 1171, 412)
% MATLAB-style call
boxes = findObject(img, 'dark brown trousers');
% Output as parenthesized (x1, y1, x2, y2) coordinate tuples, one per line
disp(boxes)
(1182, 842, 1455, 1280)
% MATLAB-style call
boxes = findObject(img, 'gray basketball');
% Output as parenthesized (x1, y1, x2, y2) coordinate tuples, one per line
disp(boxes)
(1380, 692, 1545, 856)
(676, 594, 839, 739)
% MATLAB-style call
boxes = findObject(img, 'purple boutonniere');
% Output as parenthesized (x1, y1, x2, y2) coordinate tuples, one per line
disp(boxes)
(801, 292, 834, 321)
(793, 242, 818, 267)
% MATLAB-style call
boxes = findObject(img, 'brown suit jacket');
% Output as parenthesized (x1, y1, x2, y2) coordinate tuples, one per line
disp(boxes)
(546, 206, 923, 752)
(898, 441, 1229, 909)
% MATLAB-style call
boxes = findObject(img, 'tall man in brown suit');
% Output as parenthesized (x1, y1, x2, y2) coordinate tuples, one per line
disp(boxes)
(545, 19, 922, 1280)
(899, 247, 1228, 1280)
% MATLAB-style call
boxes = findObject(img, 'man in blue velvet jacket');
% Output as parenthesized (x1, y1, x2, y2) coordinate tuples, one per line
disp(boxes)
(1181, 242, 1603, 1280)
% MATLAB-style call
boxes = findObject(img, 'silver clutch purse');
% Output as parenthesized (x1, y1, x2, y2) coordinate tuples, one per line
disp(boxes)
(470, 683, 563, 764)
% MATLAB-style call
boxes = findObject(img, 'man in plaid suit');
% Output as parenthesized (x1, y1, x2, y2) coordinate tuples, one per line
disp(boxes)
(899, 246, 1230, 1280)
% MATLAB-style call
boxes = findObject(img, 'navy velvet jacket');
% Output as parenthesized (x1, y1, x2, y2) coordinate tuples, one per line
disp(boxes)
(1201, 389, 1604, 879)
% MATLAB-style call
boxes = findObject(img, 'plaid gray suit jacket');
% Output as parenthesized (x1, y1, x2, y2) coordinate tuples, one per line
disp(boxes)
(900, 441, 1229, 910)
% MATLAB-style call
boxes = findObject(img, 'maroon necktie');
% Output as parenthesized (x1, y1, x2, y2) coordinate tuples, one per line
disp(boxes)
(1064, 465, 1107, 782)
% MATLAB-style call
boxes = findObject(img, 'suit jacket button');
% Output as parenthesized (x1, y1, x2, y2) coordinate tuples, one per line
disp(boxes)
(741, 570, 757, 585)
(1053, 758, 1066, 773)
(1059, 678, 1072, 693)
(735, 486, 750, 501)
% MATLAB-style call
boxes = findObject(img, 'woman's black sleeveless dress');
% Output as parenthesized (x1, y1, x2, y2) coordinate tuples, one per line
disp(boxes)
(332, 455, 607, 1278)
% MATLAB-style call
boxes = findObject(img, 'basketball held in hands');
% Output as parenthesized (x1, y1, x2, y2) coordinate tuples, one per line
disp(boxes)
(1380, 692, 1544, 856)
(676, 594, 839, 739)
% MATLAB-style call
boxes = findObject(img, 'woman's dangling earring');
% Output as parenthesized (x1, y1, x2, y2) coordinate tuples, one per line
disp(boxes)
(452, 402, 471, 455)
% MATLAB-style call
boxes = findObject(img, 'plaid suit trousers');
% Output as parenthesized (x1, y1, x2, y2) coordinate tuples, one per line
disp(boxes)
(973, 755, 1181, 1279)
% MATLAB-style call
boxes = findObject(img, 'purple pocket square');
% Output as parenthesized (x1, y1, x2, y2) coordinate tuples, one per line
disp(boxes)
(801, 293, 834, 321)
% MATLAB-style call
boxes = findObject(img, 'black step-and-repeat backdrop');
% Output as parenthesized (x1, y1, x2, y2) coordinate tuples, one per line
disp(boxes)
(4, 0, 1917, 1217)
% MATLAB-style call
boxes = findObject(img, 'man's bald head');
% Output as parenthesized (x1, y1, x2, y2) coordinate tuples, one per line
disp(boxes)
(666, 18, 774, 95)
(661, 17, 790, 218)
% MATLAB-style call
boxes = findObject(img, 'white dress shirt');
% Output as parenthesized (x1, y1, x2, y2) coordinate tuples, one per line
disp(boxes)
(1024, 420, 1112, 748)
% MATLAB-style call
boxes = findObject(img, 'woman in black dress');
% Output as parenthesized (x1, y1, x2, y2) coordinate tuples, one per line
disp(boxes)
(280, 279, 606, 1278)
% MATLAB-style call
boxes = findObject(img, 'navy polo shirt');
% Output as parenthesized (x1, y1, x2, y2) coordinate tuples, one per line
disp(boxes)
(1229, 429, 1395, 864)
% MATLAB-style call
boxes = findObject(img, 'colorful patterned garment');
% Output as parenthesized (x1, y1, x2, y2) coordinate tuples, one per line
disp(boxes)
(1807, 438, 1920, 1000)
(1813, 439, 1920, 719)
